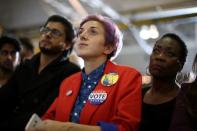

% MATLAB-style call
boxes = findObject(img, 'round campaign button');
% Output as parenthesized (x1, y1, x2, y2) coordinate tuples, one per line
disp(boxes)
(101, 72, 119, 86)
(66, 90, 72, 96)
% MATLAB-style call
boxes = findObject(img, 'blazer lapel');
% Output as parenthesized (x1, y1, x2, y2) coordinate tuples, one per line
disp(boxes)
(60, 73, 82, 121)
(80, 61, 118, 124)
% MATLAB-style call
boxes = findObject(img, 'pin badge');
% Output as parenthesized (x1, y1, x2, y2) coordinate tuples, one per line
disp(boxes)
(101, 72, 119, 86)
(66, 90, 72, 96)
(88, 90, 107, 105)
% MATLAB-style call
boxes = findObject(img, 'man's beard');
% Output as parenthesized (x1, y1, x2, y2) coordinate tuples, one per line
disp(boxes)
(39, 47, 62, 55)
(39, 40, 65, 55)
(0, 62, 14, 74)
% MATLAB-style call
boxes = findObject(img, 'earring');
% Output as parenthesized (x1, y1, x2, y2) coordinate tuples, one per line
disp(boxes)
(175, 72, 182, 88)
(175, 71, 196, 88)
(146, 66, 151, 75)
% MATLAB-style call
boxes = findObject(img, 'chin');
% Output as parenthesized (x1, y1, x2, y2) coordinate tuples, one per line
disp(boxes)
(76, 53, 88, 60)
(75, 51, 85, 57)
(76, 54, 85, 59)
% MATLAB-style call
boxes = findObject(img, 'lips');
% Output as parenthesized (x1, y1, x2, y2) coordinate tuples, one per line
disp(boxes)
(78, 43, 88, 47)
(40, 40, 52, 46)
(41, 39, 51, 44)
(151, 64, 164, 71)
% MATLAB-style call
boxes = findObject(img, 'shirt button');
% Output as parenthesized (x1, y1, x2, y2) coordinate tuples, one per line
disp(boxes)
(88, 85, 91, 88)
(74, 112, 78, 116)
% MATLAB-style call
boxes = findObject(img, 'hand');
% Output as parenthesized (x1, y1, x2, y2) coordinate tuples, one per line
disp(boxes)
(26, 120, 101, 131)
(26, 120, 73, 131)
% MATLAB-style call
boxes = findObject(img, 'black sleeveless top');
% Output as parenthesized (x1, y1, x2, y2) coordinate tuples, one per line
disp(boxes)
(139, 87, 176, 131)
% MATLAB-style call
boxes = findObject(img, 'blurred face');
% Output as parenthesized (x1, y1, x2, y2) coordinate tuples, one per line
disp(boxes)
(149, 37, 182, 78)
(21, 48, 33, 61)
(74, 20, 112, 60)
(0, 43, 20, 71)
(39, 22, 67, 55)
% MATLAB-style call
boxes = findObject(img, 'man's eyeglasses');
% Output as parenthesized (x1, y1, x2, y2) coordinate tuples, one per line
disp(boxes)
(40, 27, 64, 38)
(0, 50, 17, 57)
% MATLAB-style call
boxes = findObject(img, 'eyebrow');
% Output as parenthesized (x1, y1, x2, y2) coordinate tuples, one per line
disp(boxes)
(155, 44, 176, 52)
(80, 26, 98, 30)
(45, 26, 62, 31)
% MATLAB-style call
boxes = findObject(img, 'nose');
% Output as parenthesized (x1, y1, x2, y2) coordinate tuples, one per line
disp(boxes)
(79, 30, 88, 40)
(6, 53, 14, 60)
(155, 51, 166, 57)
(44, 31, 52, 38)
(154, 52, 166, 62)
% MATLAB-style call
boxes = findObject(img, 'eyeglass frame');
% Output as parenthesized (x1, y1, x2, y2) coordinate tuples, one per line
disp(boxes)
(40, 27, 64, 38)
(0, 50, 18, 57)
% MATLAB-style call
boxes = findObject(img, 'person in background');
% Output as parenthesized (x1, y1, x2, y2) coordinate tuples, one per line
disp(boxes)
(28, 14, 142, 131)
(0, 35, 21, 87)
(19, 37, 34, 61)
(0, 15, 80, 130)
(169, 53, 197, 131)
(139, 33, 188, 131)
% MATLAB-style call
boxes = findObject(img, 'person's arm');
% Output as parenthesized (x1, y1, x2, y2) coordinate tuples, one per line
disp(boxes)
(26, 120, 101, 131)
(109, 69, 142, 131)
(96, 69, 142, 131)
(42, 69, 142, 131)
(169, 84, 196, 131)
(42, 98, 58, 120)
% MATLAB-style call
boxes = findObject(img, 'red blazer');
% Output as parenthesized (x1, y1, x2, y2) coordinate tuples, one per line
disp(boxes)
(43, 61, 142, 131)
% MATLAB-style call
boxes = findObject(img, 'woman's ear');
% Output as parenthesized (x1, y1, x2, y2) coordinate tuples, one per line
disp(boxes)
(104, 45, 114, 55)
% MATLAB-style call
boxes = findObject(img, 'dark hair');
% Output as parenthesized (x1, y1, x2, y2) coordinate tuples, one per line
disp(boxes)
(79, 14, 123, 60)
(160, 33, 188, 66)
(44, 15, 75, 53)
(19, 37, 34, 53)
(0, 35, 21, 52)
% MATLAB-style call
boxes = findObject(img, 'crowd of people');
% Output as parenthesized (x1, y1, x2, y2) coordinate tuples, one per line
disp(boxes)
(0, 14, 196, 131)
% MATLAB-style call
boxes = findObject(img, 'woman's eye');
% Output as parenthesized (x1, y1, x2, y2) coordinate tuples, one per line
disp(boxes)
(152, 48, 160, 54)
(90, 30, 97, 35)
(166, 52, 175, 57)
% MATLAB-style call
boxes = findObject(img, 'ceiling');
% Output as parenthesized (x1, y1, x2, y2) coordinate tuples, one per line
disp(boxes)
(0, 0, 196, 73)
(0, 0, 196, 29)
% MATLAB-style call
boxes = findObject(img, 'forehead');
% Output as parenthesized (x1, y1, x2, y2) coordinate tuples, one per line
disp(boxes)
(46, 22, 65, 32)
(0, 43, 16, 51)
(81, 20, 104, 31)
(155, 37, 181, 51)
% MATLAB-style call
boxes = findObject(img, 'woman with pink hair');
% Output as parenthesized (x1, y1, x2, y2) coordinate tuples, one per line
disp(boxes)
(27, 14, 142, 131)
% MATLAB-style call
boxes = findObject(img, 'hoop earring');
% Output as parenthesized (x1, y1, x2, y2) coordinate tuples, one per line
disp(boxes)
(146, 66, 151, 75)
(175, 72, 182, 88)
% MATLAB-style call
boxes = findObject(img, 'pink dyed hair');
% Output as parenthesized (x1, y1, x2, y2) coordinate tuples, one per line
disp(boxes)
(79, 14, 123, 60)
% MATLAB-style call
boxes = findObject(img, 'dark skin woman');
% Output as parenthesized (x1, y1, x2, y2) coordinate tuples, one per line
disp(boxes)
(140, 33, 188, 131)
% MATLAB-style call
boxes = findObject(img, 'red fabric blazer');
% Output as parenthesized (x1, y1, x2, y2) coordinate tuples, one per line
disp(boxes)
(43, 61, 142, 131)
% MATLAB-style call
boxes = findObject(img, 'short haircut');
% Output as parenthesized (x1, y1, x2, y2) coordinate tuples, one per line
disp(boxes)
(159, 33, 188, 66)
(0, 35, 21, 52)
(19, 37, 34, 53)
(44, 15, 75, 54)
(79, 14, 123, 60)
